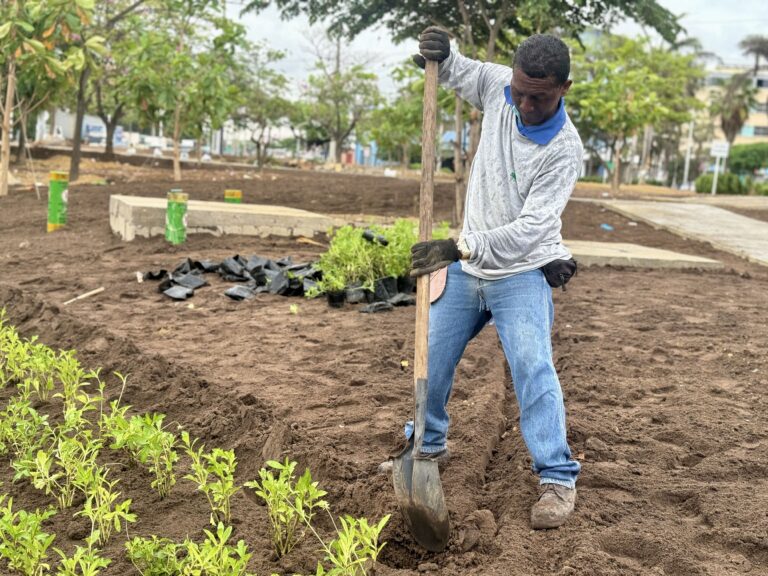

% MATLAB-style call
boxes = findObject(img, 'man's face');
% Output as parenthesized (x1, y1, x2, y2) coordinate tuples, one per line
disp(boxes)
(510, 68, 572, 126)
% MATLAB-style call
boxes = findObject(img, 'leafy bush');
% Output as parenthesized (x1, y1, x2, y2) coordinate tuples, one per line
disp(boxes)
(752, 181, 768, 196)
(695, 173, 747, 194)
(729, 142, 768, 174)
(311, 220, 450, 295)
(578, 175, 603, 183)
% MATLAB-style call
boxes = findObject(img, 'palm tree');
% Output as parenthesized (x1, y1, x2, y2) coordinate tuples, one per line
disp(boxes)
(709, 73, 758, 144)
(738, 35, 768, 75)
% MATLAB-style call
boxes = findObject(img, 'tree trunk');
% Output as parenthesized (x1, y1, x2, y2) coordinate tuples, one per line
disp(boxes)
(15, 113, 26, 164)
(453, 92, 465, 227)
(611, 140, 622, 194)
(334, 138, 343, 163)
(48, 106, 57, 136)
(0, 61, 16, 198)
(401, 142, 409, 169)
(69, 66, 91, 182)
(105, 120, 117, 159)
(172, 107, 182, 181)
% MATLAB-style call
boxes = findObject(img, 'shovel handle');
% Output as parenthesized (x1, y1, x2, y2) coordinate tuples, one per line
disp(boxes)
(413, 60, 438, 453)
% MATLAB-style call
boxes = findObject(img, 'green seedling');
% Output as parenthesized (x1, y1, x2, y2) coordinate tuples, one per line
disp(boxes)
(75, 466, 136, 546)
(0, 394, 52, 461)
(290, 303, 300, 315)
(54, 538, 111, 576)
(0, 495, 56, 576)
(104, 411, 178, 499)
(182, 432, 239, 525)
(127, 525, 258, 576)
(18, 343, 57, 401)
(54, 351, 100, 414)
(245, 458, 328, 558)
(14, 431, 101, 510)
(181, 523, 253, 576)
(314, 515, 390, 576)
(126, 535, 183, 576)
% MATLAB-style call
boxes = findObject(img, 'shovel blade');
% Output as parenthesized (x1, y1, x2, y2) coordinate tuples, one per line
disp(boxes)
(392, 447, 450, 552)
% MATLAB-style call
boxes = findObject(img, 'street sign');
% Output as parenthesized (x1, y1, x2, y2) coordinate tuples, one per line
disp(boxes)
(710, 140, 730, 157)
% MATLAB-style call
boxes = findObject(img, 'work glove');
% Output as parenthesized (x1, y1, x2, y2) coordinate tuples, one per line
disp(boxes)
(410, 239, 461, 276)
(412, 26, 450, 69)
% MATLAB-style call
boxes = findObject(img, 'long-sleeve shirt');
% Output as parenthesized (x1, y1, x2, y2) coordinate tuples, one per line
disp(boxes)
(438, 48, 584, 280)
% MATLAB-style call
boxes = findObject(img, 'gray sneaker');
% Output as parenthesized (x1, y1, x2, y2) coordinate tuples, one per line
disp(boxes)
(377, 448, 450, 474)
(530, 483, 576, 529)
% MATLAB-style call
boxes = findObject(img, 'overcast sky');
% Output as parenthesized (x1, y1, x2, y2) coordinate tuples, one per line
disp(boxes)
(231, 0, 768, 96)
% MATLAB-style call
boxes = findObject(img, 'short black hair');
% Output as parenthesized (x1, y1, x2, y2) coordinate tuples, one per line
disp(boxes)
(513, 34, 570, 86)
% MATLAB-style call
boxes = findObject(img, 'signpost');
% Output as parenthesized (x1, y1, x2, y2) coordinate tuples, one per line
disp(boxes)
(709, 140, 730, 195)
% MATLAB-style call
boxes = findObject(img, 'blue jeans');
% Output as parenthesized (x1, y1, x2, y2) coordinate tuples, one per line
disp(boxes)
(404, 261, 580, 488)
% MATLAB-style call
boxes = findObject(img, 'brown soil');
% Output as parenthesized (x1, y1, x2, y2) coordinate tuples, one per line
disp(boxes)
(1, 167, 767, 576)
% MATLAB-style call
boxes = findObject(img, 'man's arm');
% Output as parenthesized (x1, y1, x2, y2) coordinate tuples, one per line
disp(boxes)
(414, 27, 510, 112)
(463, 141, 582, 269)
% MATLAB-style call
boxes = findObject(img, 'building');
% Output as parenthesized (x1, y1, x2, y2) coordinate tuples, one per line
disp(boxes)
(700, 67, 768, 145)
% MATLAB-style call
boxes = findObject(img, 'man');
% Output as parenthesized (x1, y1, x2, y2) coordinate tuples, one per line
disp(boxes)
(392, 27, 583, 530)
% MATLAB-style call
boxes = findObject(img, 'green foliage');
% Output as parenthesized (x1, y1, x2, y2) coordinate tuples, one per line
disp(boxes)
(14, 432, 101, 510)
(310, 220, 450, 295)
(181, 432, 240, 525)
(245, 458, 328, 558)
(729, 143, 768, 174)
(75, 466, 136, 546)
(694, 173, 748, 195)
(54, 538, 111, 576)
(126, 524, 256, 576)
(101, 408, 178, 499)
(0, 495, 56, 576)
(315, 515, 390, 576)
(303, 34, 381, 162)
(753, 181, 768, 196)
(125, 535, 182, 576)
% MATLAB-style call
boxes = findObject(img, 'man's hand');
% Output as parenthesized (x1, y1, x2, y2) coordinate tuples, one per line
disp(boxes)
(412, 26, 450, 69)
(410, 239, 461, 276)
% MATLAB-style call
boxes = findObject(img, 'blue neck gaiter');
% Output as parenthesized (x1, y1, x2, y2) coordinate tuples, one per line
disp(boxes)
(504, 85, 566, 146)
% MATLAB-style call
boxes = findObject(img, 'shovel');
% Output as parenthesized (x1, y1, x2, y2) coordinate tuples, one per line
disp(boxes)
(391, 59, 450, 552)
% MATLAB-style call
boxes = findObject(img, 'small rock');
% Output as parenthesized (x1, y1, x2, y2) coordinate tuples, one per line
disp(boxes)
(417, 562, 439, 572)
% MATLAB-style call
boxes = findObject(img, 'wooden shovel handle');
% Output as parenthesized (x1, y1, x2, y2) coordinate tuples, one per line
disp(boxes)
(414, 60, 438, 419)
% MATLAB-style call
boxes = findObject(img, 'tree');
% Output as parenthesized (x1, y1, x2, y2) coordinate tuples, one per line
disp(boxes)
(303, 32, 381, 164)
(569, 34, 700, 192)
(130, 1, 246, 180)
(0, 0, 96, 197)
(67, 0, 150, 182)
(232, 43, 291, 168)
(709, 73, 758, 146)
(739, 34, 768, 76)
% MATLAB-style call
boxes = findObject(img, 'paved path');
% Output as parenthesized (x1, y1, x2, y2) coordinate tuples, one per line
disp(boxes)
(598, 200, 768, 267)
(564, 240, 722, 269)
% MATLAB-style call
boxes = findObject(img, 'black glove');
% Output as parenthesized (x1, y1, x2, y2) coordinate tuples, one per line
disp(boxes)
(410, 239, 461, 276)
(412, 26, 450, 69)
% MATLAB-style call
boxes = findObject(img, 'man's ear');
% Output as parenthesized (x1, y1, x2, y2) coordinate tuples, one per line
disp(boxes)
(560, 79, 573, 97)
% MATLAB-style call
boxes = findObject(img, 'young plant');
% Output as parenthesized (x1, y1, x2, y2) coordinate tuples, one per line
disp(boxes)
(245, 458, 328, 558)
(0, 495, 57, 576)
(181, 523, 253, 576)
(104, 411, 178, 499)
(126, 535, 183, 576)
(126, 525, 256, 576)
(315, 515, 391, 576)
(54, 351, 100, 415)
(0, 395, 52, 461)
(14, 432, 102, 510)
(75, 466, 136, 546)
(181, 432, 240, 525)
(54, 533, 111, 576)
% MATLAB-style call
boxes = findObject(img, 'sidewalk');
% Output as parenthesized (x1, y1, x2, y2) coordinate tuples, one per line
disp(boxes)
(595, 200, 768, 267)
